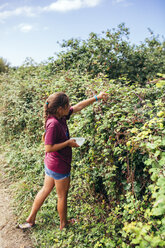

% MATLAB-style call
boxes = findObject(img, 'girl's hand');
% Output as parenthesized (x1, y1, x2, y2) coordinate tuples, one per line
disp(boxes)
(67, 139, 79, 147)
(97, 92, 109, 101)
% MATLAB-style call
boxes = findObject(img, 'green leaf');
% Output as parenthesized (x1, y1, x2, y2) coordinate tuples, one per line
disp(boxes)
(156, 80, 165, 88)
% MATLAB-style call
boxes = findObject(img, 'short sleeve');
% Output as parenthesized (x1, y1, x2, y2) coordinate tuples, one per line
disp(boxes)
(66, 107, 73, 120)
(45, 122, 58, 145)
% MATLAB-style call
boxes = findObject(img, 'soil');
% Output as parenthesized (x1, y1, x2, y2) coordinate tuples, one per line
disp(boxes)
(0, 155, 33, 248)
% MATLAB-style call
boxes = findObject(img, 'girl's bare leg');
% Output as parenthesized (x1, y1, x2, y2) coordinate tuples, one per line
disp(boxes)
(55, 177, 70, 230)
(26, 175, 55, 225)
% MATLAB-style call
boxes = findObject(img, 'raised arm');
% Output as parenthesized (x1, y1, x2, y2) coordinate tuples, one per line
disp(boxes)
(72, 92, 108, 114)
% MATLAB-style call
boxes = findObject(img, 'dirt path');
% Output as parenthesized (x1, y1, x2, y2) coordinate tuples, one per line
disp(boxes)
(0, 155, 33, 248)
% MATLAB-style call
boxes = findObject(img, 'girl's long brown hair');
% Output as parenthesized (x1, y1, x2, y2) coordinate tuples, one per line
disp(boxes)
(42, 92, 69, 141)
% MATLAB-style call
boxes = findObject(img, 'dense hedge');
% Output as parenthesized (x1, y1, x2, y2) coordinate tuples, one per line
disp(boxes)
(48, 23, 165, 85)
(0, 59, 165, 247)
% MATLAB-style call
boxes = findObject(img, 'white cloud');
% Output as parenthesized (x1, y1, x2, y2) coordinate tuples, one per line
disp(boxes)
(0, 6, 39, 21)
(13, 23, 48, 33)
(0, 0, 102, 21)
(16, 23, 34, 33)
(43, 0, 102, 12)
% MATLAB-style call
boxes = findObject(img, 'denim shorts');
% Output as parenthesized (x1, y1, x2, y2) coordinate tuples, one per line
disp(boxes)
(45, 165, 70, 180)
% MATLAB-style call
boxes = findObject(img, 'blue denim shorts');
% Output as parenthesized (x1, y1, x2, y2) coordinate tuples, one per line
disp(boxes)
(45, 165, 70, 180)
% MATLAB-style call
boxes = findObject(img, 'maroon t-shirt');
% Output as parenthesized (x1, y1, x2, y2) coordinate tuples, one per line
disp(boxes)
(44, 108, 73, 174)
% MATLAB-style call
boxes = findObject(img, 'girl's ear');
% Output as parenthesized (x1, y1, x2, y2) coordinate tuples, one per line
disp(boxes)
(57, 106, 62, 112)
(56, 106, 62, 116)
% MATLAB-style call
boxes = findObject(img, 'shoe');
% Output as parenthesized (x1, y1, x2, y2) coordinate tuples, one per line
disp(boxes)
(18, 222, 35, 230)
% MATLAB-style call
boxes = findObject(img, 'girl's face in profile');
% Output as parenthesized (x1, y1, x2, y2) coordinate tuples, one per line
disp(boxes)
(63, 103, 70, 116)
(58, 103, 70, 117)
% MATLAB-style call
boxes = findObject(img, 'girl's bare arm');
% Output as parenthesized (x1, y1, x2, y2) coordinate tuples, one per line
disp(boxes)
(72, 92, 108, 113)
(45, 139, 79, 153)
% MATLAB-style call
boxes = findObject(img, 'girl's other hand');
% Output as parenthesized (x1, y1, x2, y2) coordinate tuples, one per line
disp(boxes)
(97, 92, 109, 101)
(67, 139, 79, 147)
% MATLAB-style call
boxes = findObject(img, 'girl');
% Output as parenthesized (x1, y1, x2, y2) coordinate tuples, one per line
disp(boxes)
(19, 91, 108, 230)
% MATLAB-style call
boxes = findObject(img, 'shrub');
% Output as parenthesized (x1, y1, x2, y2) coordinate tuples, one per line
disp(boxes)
(0, 63, 164, 247)
(50, 24, 165, 85)
(0, 57, 9, 73)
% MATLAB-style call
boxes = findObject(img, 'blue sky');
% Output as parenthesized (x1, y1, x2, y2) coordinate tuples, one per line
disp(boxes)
(0, 0, 165, 66)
